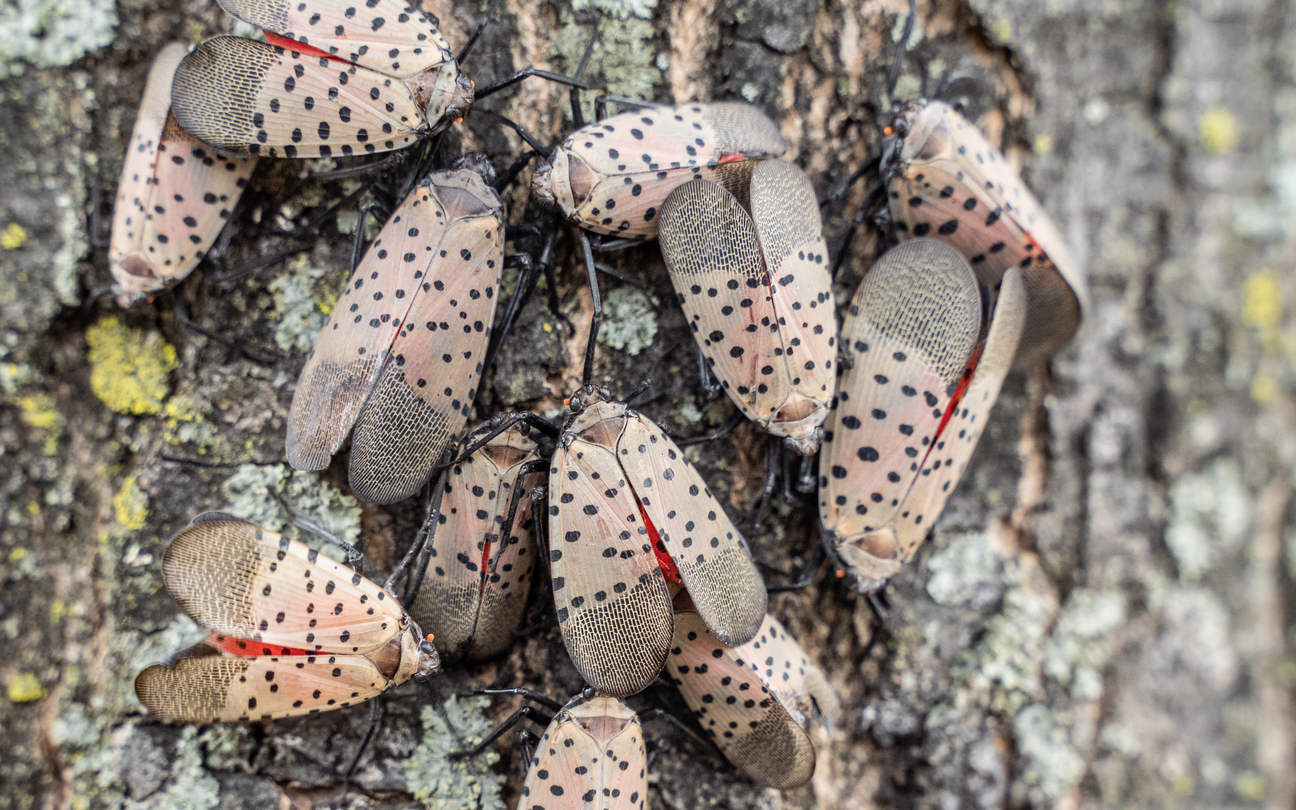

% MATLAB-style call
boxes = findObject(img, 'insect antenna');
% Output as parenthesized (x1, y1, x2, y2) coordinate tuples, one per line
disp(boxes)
(887, 0, 920, 98)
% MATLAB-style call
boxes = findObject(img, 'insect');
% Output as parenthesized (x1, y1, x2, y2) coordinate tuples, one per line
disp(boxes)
(109, 42, 256, 306)
(405, 414, 549, 663)
(135, 513, 440, 723)
(880, 99, 1084, 368)
(169, 0, 474, 158)
(658, 159, 836, 455)
(548, 384, 768, 698)
(818, 240, 1026, 591)
(667, 593, 840, 789)
(286, 154, 503, 504)
(532, 101, 787, 241)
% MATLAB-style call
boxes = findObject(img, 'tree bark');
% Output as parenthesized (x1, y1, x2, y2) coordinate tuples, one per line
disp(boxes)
(1, 0, 1292, 808)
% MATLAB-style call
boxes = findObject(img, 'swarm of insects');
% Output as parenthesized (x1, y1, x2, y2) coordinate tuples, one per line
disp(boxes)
(113, 3, 1088, 804)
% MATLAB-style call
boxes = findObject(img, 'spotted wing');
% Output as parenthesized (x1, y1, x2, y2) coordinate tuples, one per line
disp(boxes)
(522, 699, 648, 810)
(667, 608, 816, 790)
(659, 179, 791, 431)
(618, 413, 766, 647)
(287, 179, 447, 473)
(135, 643, 390, 723)
(820, 241, 981, 552)
(109, 43, 256, 303)
(886, 100, 1081, 367)
(891, 268, 1026, 561)
(733, 613, 841, 733)
(409, 427, 540, 663)
(171, 36, 423, 158)
(749, 159, 836, 431)
(347, 174, 504, 504)
(549, 437, 673, 698)
(563, 102, 784, 178)
(216, 0, 453, 78)
(162, 514, 407, 654)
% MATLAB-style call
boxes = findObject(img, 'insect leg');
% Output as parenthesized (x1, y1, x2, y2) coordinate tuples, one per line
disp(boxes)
(886, 0, 920, 98)
(341, 698, 384, 794)
(481, 252, 539, 378)
(795, 453, 817, 495)
(780, 446, 807, 508)
(579, 230, 604, 384)
(472, 68, 599, 104)
(401, 469, 450, 607)
(264, 485, 367, 572)
(447, 702, 556, 759)
(495, 150, 540, 193)
(830, 181, 887, 281)
(172, 291, 276, 366)
(769, 540, 827, 592)
(674, 410, 743, 448)
(744, 436, 782, 530)
(348, 199, 388, 273)
(492, 459, 551, 577)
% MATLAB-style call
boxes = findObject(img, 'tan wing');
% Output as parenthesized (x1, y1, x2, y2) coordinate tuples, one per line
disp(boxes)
(521, 696, 648, 810)
(171, 36, 424, 158)
(216, 0, 453, 79)
(162, 515, 407, 654)
(891, 269, 1027, 561)
(347, 178, 503, 503)
(287, 178, 448, 472)
(819, 241, 981, 589)
(885, 100, 1082, 367)
(731, 613, 841, 732)
(109, 43, 256, 302)
(658, 179, 792, 430)
(409, 424, 540, 663)
(749, 159, 836, 448)
(549, 435, 673, 698)
(617, 413, 766, 647)
(136, 643, 390, 723)
(667, 609, 816, 790)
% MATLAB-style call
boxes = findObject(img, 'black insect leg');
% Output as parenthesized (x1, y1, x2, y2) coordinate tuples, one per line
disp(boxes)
(795, 453, 817, 495)
(265, 485, 367, 573)
(348, 199, 388, 273)
(696, 346, 723, 398)
(830, 182, 887, 282)
(473, 68, 598, 104)
(579, 231, 604, 385)
(887, 0, 920, 98)
(491, 459, 550, 578)
(674, 410, 743, 448)
(400, 469, 450, 608)
(340, 698, 384, 797)
(768, 540, 828, 593)
(445, 412, 560, 468)
(495, 150, 541, 193)
(744, 436, 782, 530)
(172, 291, 275, 365)
(780, 447, 807, 508)
(448, 704, 555, 759)
(482, 252, 537, 378)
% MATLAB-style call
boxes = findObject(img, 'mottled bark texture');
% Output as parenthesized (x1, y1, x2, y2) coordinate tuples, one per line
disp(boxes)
(1, 0, 1291, 808)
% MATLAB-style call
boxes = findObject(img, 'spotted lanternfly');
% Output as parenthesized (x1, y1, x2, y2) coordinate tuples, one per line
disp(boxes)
(519, 693, 647, 810)
(134, 513, 440, 723)
(658, 159, 836, 454)
(532, 101, 786, 240)
(407, 416, 545, 663)
(667, 593, 840, 789)
(548, 384, 767, 698)
(109, 42, 256, 306)
(169, 0, 473, 159)
(880, 99, 1084, 368)
(287, 156, 502, 504)
(818, 240, 1026, 591)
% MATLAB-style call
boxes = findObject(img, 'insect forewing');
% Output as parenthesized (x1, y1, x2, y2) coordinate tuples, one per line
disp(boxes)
(216, 0, 453, 79)
(549, 410, 674, 697)
(346, 174, 503, 503)
(161, 514, 407, 653)
(135, 642, 394, 723)
(110, 42, 256, 304)
(820, 240, 981, 589)
(171, 36, 424, 158)
(884, 100, 1083, 367)
(409, 422, 541, 663)
(617, 414, 766, 646)
(521, 695, 647, 810)
(668, 604, 835, 789)
(287, 169, 502, 504)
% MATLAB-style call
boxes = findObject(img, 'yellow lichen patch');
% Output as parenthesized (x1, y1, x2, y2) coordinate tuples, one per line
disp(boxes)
(1199, 107, 1239, 155)
(1242, 270, 1282, 331)
(113, 475, 149, 532)
(86, 317, 178, 415)
(1, 222, 27, 249)
(1033, 133, 1053, 155)
(1250, 375, 1278, 404)
(7, 672, 45, 703)
(17, 393, 63, 455)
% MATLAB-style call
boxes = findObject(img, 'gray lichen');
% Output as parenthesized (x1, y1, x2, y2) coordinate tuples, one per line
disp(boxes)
(219, 464, 363, 548)
(597, 287, 658, 356)
(0, 0, 116, 78)
(398, 696, 506, 810)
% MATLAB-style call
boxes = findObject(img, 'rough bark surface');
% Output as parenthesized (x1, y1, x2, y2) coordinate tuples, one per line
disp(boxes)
(1, 0, 1290, 808)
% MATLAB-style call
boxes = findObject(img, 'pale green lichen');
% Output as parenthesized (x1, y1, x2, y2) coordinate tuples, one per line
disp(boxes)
(1164, 459, 1251, 581)
(399, 695, 505, 810)
(552, 17, 662, 122)
(86, 317, 178, 415)
(950, 573, 1050, 714)
(0, 0, 117, 78)
(673, 400, 704, 426)
(269, 254, 347, 354)
(925, 532, 999, 606)
(597, 288, 657, 356)
(1042, 589, 1127, 701)
(161, 395, 227, 458)
(220, 463, 363, 548)
(1013, 705, 1086, 799)
(571, 0, 656, 20)
(121, 727, 221, 810)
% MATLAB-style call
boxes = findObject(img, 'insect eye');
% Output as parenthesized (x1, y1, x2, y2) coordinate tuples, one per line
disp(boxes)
(570, 396, 582, 411)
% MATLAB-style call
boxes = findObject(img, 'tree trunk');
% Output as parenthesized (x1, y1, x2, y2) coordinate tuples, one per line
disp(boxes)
(1, 0, 1291, 808)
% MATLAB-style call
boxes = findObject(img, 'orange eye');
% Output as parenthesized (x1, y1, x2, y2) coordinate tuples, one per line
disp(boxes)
(835, 568, 846, 579)
(426, 633, 435, 642)
(883, 126, 893, 136)
(455, 117, 463, 124)
(563, 398, 571, 406)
